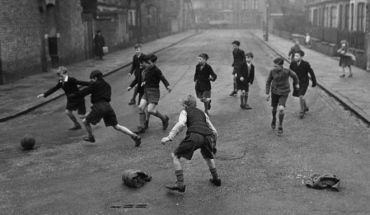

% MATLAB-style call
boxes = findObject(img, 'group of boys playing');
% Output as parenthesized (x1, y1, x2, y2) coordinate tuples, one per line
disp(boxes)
(37, 38, 316, 193)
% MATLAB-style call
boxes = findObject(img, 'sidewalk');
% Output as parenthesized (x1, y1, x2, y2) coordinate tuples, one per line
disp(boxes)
(0, 30, 197, 122)
(252, 30, 370, 125)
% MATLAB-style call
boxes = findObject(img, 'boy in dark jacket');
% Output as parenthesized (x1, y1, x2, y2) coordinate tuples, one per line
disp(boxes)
(194, 53, 217, 115)
(236, 52, 255, 109)
(37, 66, 90, 130)
(161, 94, 220, 193)
(230, 40, 245, 96)
(69, 70, 141, 146)
(133, 54, 171, 134)
(128, 44, 146, 105)
(266, 58, 299, 135)
(289, 50, 317, 119)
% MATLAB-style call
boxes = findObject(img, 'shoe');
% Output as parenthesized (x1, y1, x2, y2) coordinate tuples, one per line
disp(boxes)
(209, 178, 221, 186)
(348, 74, 353, 78)
(133, 127, 145, 134)
(244, 104, 252, 110)
(240, 104, 246, 109)
(165, 184, 185, 192)
(128, 99, 135, 105)
(278, 126, 283, 134)
(299, 111, 304, 119)
(162, 115, 169, 131)
(83, 135, 95, 143)
(131, 135, 141, 147)
(304, 107, 309, 112)
(271, 120, 276, 129)
(68, 124, 81, 130)
(229, 91, 236, 97)
(144, 120, 149, 129)
(340, 74, 345, 78)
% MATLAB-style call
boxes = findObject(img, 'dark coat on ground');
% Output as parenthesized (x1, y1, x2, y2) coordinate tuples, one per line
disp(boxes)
(93, 35, 105, 58)
(236, 62, 255, 90)
(129, 54, 146, 76)
(194, 63, 217, 92)
(289, 60, 317, 86)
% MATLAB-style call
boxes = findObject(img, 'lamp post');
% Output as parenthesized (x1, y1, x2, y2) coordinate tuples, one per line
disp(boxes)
(265, 0, 270, 41)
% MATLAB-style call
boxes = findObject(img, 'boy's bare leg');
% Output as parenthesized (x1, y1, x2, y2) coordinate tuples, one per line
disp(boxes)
(82, 119, 95, 142)
(65, 110, 81, 130)
(165, 153, 185, 192)
(113, 124, 141, 147)
(147, 103, 169, 130)
(205, 158, 221, 186)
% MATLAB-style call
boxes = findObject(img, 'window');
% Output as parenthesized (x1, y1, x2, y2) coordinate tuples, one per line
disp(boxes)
(242, 0, 248, 10)
(252, 0, 258, 10)
(351, 3, 354, 31)
(128, 9, 136, 26)
(330, 6, 337, 28)
(338, 5, 343, 29)
(313, 9, 318, 26)
(357, 3, 365, 32)
(345, 4, 349, 30)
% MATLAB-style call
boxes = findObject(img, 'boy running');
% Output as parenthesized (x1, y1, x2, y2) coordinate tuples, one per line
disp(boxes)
(37, 66, 90, 130)
(69, 70, 141, 146)
(289, 50, 317, 119)
(194, 53, 217, 115)
(134, 54, 171, 134)
(235, 52, 255, 109)
(266, 58, 299, 134)
(229, 40, 245, 96)
(161, 95, 220, 192)
(128, 44, 146, 105)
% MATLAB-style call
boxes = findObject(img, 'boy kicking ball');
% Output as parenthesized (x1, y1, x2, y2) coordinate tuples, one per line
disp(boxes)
(161, 95, 221, 192)
(69, 70, 141, 146)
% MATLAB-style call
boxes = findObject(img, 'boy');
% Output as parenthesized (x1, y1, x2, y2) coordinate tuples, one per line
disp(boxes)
(69, 70, 141, 146)
(194, 53, 217, 115)
(161, 95, 220, 192)
(37, 66, 90, 130)
(288, 40, 301, 62)
(266, 58, 299, 134)
(289, 50, 317, 119)
(230, 40, 245, 96)
(128, 44, 146, 105)
(134, 54, 171, 134)
(235, 52, 255, 109)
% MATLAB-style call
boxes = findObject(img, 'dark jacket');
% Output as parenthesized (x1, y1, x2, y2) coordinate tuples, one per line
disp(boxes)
(289, 60, 317, 86)
(129, 67, 145, 94)
(44, 76, 90, 102)
(129, 54, 146, 76)
(266, 68, 299, 96)
(232, 48, 245, 68)
(93, 35, 105, 57)
(194, 63, 217, 91)
(186, 107, 213, 136)
(72, 79, 112, 104)
(236, 62, 255, 86)
(142, 65, 170, 89)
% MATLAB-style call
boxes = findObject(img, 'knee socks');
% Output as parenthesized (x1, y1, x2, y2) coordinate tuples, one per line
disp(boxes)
(154, 110, 166, 121)
(279, 113, 284, 127)
(272, 109, 277, 122)
(175, 170, 184, 186)
(68, 114, 79, 125)
(210, 168, 219, 179)
(139, 112, 146, 128)
(240, 95, 244, 106)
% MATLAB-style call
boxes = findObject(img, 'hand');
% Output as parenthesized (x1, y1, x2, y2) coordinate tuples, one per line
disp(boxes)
(161, 137, 171, 145)
(128, 73, 132, 77)
(266, 94, 270, 101)
(295, 85, 299, 89)
(167, 86, 172, 93)
(127, 87, 132, 91)
(248, 83, 251, 86)
(234, 74, 237, 78)
(141, 82, 145, 87)
(208, 77, 213, 81)
(312, 82, 317, 88)
(37, 94, 44, 98)
(240, 77, 244, 81)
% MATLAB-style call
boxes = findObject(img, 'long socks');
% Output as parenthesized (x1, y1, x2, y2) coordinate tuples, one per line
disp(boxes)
(210, 168, 219, 179)
(154, 110, 166, 121)
(175, 170, 184, 186)
(279, 113, 284, 127)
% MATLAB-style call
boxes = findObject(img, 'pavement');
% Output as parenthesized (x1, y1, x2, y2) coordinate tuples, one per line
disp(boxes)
(252, 30, 370, 125)
(0, 30, 197, 122)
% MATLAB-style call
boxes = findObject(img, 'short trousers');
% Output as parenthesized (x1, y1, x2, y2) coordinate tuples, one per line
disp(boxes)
(236, 80, 249, 91)
(66, 99, 86, 115)
(86, 102, 118, 127)
(196, 90, 211, 100)
(174, 132, 215, 160)
(143, 88, 160, 105)
(298, 83, 308, 96)
(232, 67, 238, 75)
(271, 93, 288, 107)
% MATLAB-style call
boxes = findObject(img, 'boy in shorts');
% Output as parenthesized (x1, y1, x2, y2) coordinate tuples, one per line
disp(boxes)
(37, 66, 90, 130)
(235, 52, 255, 109)
(69, 70, 141, 146)
(194, 53, 217, 115)
(289, 50, 317, 119)
(128, 44, 146, 105)
(161, 95, 220, 192)
(134, 54, 171, 134)
(266, 58, 299, 134)
(230, 40, 245, 96)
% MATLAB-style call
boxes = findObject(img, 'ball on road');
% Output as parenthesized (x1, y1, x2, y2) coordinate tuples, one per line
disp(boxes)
(20, 136, 36, 150)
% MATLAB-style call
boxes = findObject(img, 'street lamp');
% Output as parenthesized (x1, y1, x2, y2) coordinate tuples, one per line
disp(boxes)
(265, 0, 271, 41)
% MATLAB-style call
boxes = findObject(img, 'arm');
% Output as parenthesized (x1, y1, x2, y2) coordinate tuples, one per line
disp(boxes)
(249, 65, 255, 85)
(194, 66, 198, 82)
(205, 113, 218, 141)
(306, 62, 317, 87)
(209, 66, 217, 82)
(70, 77, 90, 86)
(289, 69, 299, 88)
(43, 82, 62, 98)
(161, 110, 187, 144)
(128, 74, 139, 90)
(70, 84, 93, 98)
(158, 70, 170, 90)
(129, 56, 136, 75)
(265, 71, 273, 95)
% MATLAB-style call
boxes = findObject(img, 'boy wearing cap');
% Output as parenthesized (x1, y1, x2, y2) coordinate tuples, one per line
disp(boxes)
(37, 66, 90, 130)
(194, 53, 217, 115)
(128, 44, 146, 105)
(289, 50, 317, 119)
(161, 94, 220, 193)
(69, 70, 141, 146)
(266, 58, 299, 134)
(134, 54, 172, 134)
(230, 40, 245, 96)
(235, 52, 255, 109)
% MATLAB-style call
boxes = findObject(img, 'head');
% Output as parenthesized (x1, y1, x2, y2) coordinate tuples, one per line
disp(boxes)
(89, 70, 103, 82)
(182, 95, 197, 110)
(340, 40, 348, 48)
(232, 40, 240, 49)
(245, 52, 254, 63)
(294, 50, 305, 62)
(96, 30, 101, 36)
(273, 57, 284, 69)
(294, 40, 300, 46)
(134, 44, 142, 55)
(56, 66, 68, 80)
(142, 54, 157, 69)
(198, 53, 209, 65)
